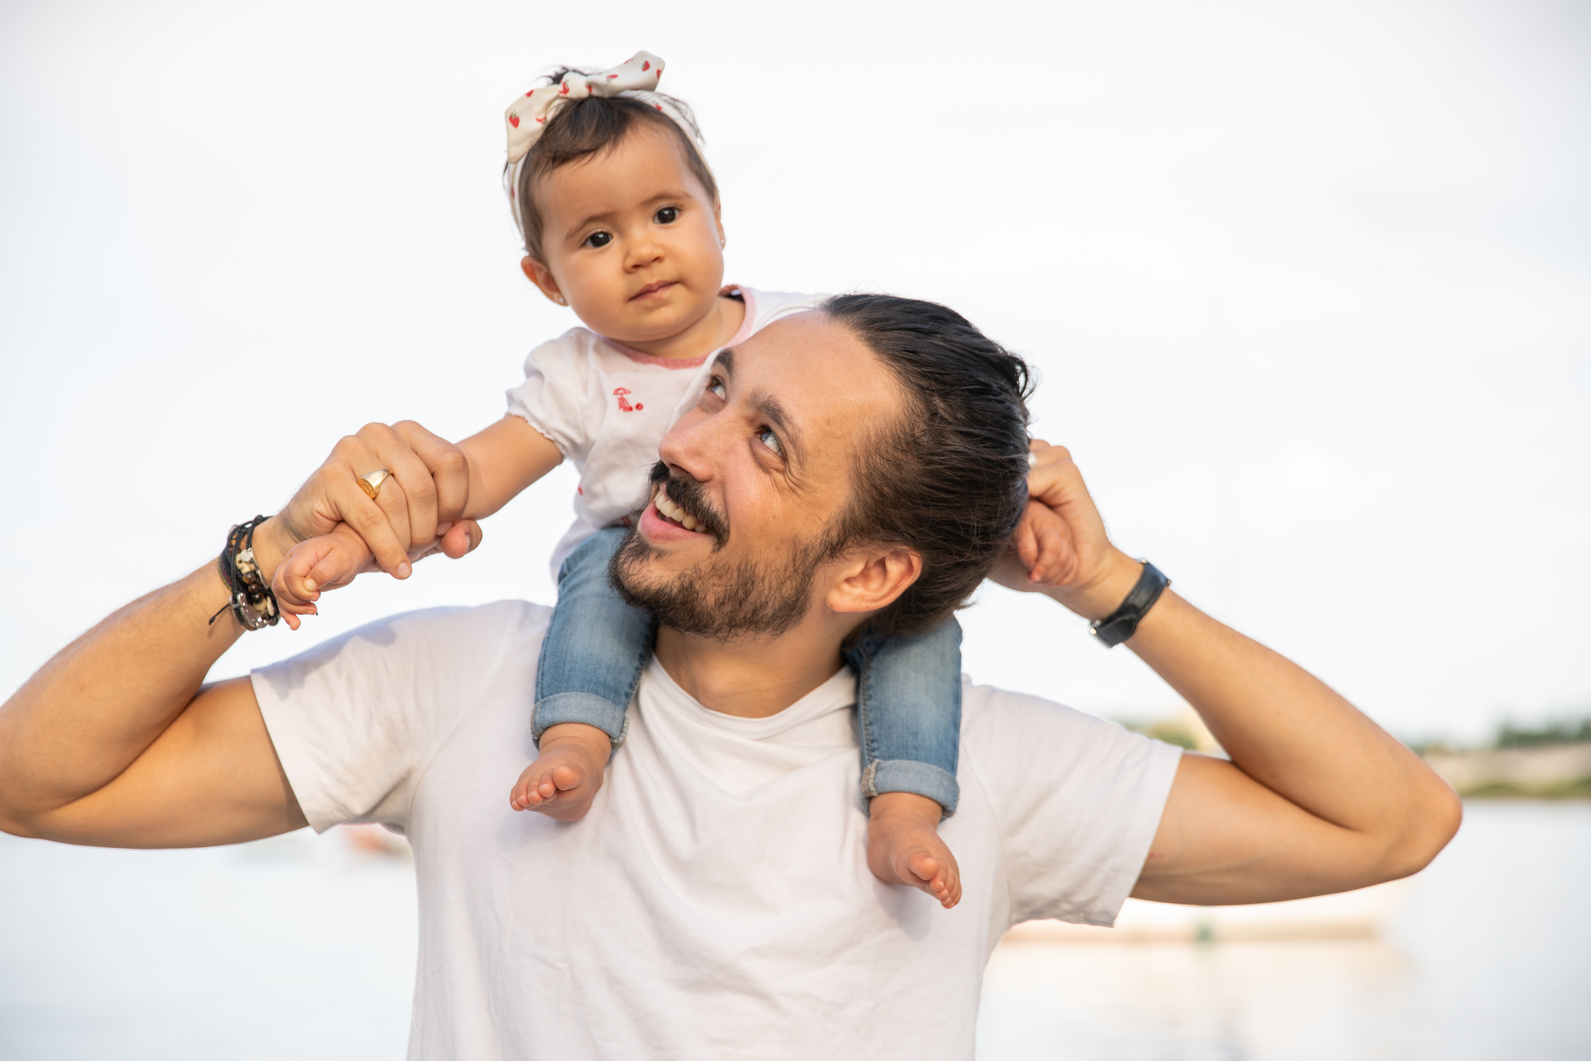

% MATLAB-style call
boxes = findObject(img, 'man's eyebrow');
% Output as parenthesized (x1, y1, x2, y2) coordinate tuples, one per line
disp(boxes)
(708, 348, 803, 462)
(750, 390, 803, 460)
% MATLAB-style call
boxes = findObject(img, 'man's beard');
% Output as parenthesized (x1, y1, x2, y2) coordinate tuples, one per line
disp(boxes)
(608, 464, 827, 642)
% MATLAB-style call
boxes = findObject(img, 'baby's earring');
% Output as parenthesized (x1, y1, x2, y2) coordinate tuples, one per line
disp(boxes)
(555, 294, 567, 305)
(719, 236, 726, 248)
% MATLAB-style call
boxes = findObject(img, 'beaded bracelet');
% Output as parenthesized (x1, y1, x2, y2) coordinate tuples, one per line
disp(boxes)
(208, 515, 281, 630)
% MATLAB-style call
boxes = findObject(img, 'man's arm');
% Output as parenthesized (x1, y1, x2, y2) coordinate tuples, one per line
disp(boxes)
(0, 560, 305, 847)
(997, 443, 1462, 905)
(0, 422, 480, 847)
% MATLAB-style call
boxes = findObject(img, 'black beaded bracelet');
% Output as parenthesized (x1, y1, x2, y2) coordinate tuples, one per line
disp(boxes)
(1088, 560, 1170, 648)
(208, 515, 281, 630)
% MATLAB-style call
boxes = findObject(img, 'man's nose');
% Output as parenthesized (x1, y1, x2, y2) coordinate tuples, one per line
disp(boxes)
(657, 407, 724, 484)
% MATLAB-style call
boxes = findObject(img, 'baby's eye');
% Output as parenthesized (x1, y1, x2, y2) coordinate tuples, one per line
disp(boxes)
(583, 231, 612, 249)
(756, 426, 784, 458)
(654, 206, 680, 224)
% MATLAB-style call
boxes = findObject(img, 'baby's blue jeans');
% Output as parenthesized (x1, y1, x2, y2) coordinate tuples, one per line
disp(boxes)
(533, 526, 963, 815)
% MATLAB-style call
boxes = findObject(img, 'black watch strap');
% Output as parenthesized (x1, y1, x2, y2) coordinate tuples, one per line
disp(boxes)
(1089, 561, 1170, 648)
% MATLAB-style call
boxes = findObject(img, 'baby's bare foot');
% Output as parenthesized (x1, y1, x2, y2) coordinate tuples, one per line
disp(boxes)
(509, 723, 611, 821)
(866, 791, 962, 909)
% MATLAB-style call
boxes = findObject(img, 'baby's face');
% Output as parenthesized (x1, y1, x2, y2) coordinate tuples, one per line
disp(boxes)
(531, 125, 725, 346)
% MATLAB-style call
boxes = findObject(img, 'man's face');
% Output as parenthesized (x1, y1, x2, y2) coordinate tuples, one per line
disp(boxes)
(612, 312, 902, 639)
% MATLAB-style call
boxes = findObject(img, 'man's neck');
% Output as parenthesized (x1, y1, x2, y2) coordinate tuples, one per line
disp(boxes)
(652, 621, 849, 719)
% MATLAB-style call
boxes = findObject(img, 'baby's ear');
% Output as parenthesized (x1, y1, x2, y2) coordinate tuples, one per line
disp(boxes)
(520, 257, 566, 306)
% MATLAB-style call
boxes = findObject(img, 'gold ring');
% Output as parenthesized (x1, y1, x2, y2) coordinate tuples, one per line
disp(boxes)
(358, 469, 392, 500)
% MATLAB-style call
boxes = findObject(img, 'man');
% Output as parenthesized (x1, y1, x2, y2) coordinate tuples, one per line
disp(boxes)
(0, 295, 1459, 1057)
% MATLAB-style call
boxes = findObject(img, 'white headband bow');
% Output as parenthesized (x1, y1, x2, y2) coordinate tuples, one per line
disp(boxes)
(504, 51, 705, 240)
(505, 51, 670, 164)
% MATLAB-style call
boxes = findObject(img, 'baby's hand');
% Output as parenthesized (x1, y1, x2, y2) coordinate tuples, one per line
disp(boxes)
(1011, 498, 1075, 587)
(272, 523, 374, 630)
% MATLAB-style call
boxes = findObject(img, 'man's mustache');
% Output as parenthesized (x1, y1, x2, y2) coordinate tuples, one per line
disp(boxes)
(648, 461, 729, 548)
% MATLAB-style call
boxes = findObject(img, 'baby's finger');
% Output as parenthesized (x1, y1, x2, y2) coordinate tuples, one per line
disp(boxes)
(1029, 510, 1076, 585)
(438, 519, 483, 560)
(271, 548, 315, 607)
(305, 543, 362, 593)
(1013, 513, 1040, 571)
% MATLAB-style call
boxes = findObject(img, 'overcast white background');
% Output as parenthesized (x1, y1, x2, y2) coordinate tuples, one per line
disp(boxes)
(1, 0, 1587, 745)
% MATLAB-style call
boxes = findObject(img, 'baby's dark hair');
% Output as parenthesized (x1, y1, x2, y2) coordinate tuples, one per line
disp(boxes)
(508, 68, 717, 262)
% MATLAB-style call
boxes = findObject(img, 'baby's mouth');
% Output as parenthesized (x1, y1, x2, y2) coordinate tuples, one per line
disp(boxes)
(631, 280, 676, 301)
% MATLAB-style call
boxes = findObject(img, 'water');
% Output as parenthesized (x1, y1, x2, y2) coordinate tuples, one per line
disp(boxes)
(979, 801, 1591, 1060)
(1, 802, 1586, 1059)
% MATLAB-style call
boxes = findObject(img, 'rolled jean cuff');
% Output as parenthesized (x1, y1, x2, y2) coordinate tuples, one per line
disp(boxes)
(861, 759, 960, 818)
(532, 692, 630, 747)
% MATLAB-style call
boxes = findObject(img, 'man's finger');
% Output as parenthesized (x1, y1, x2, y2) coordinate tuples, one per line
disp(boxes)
(392, 420, 472, 530)
(334, 476, 414, 578)
(359, 423, 440, 550)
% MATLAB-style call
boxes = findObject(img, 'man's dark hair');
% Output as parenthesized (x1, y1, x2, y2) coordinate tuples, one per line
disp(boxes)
(508, 72, 718, 262)
(818, 294, 1033, 639)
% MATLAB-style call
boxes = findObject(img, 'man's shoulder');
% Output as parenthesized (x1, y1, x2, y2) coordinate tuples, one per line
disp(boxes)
(957, 679, 1179, 796)
(254, 599, 550, 697)
(959, 680, 1127, 745)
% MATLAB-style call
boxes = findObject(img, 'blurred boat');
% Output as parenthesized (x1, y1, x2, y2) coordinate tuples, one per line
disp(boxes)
(1003, 879, 1411, 943)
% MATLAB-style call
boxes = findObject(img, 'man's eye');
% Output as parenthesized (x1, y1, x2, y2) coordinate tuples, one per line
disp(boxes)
(706, 376, 726, 400)
(654, 206, 680, 224)
(757, 426, 784, 458)
(583, 231, 612, 249)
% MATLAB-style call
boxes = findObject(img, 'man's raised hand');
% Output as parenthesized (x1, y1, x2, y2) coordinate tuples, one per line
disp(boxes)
(258, 421, 483, 616)
(991, 440, 1143, 621)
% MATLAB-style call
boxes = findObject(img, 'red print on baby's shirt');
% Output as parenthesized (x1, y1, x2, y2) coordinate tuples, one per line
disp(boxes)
(613, 387, 644, 412)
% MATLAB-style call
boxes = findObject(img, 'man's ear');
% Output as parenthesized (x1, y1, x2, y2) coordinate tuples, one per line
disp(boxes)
(826, 546, 922, 617)
(521, 256, 566, 306)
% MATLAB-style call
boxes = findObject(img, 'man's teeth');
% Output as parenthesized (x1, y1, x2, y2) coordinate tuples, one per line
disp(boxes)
(655, 488, 700, 531)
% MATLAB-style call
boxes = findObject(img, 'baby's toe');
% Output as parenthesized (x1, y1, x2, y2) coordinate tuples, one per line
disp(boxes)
(550, 763, 585, 794)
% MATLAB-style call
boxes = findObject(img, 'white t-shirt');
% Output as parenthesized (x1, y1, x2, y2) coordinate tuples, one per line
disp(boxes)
(253, 601, 1181, 1060)
(506, 286, 825, 575)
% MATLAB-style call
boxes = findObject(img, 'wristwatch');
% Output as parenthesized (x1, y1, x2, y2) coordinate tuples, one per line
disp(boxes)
(1088, 560, 1170, 648)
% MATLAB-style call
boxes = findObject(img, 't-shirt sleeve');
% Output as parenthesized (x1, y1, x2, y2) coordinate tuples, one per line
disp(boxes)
(250, 601, 532, 834)
(504, 331, 596, 462)
(960, 683, 1183, 928)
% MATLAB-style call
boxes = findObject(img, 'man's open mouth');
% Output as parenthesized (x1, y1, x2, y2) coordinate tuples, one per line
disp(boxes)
(652, 483, 706, 531)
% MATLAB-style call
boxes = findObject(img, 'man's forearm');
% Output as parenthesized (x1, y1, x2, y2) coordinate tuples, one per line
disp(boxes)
(1049, 548, 1460, 897)
(0, 522, 293, 831)
(1126, 587, 1444, 843)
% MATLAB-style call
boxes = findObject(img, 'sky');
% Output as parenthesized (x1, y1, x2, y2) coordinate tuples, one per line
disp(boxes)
(1, 0, 1587, 744)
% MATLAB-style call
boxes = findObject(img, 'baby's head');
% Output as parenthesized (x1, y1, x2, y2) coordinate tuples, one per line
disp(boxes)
(505, 56, 725, 346)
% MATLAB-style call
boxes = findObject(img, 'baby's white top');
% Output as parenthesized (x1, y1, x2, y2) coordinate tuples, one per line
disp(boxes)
(506, 286, 824, 577)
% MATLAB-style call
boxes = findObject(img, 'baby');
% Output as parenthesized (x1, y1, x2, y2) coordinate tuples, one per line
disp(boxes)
(274, 52, 1067, 909)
